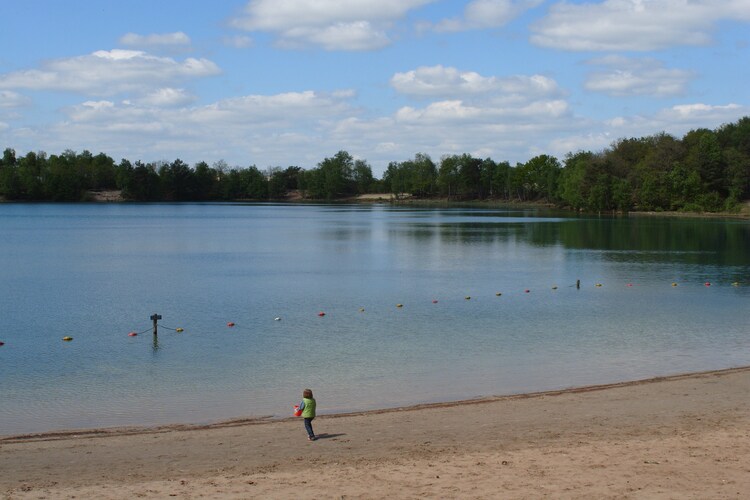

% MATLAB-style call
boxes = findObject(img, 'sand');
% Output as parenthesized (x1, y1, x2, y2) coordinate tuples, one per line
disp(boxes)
(2, 367, 750, 499)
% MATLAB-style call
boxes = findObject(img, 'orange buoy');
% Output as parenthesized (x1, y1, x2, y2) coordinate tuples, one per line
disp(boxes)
(62, 336, 73, 341)
(176, 327, 184, 332)
(495, 292, 502, 296)
(317, 312, 326, 317)
(704, 282, 711, 287)
(128, 332, 138, 337)
(396, 304, 403, 308)
(227, 322, 235, 327)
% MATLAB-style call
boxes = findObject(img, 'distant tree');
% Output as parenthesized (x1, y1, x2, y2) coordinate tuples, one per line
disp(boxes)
(159, 159, 195, 201)
(0, 148, 20, 198)
(241, 166, 268, 199)
(437, 155, 461, 198)
(353, 159, 375, 194)
(17, 151, 48, 200)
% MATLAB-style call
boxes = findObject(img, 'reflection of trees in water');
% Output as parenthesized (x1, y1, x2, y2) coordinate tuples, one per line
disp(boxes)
(389, 218, 750, 268)
(556, 218, 750, 267)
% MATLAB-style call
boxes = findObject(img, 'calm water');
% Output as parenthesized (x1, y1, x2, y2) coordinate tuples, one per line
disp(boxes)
(1, 203, 749, 436)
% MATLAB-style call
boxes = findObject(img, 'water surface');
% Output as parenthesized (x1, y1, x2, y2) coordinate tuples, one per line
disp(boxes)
(1, 203, 748, 435)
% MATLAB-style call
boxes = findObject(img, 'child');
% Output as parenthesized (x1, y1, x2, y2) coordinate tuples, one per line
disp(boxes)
(297, 388, 317, 441)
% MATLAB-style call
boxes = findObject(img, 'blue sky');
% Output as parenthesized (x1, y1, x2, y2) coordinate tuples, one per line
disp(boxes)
(0, 0, 748, 175)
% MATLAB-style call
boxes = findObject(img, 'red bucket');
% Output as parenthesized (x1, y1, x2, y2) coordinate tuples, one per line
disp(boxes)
(293, 405, 302, 417)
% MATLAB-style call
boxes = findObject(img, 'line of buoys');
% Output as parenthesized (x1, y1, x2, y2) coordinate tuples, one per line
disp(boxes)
(62, 336, 73, 341)
(112, 278, 738, 343)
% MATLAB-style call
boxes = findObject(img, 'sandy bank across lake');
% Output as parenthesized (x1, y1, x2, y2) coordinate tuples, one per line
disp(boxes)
(2, 367, 750, 499)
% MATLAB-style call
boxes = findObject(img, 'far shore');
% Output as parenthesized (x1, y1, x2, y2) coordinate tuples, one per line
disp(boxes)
(3, 366, 750, 498)
(3, 190, 748, 219)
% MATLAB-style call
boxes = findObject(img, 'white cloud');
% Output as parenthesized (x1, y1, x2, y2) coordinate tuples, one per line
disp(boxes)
(230, 0, 434, 50)
(584, 56, 693, 96)
(434, 0, 543, 32)
(284, 21, 391, 51)
(223, 35, 254, 48)
(0, 50, 220, 96)
(37, 90, 358, 167)
(119, 32, 192, 48)
(602, 103, 749, 142)
(391, 65, 560, 100)
(137, 88, 196, 107)
(531, 0, 750, 51)
(0, 90, 30, 108)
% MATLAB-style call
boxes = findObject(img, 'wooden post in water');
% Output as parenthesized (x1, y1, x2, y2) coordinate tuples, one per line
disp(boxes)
(151, 313, 162, 336)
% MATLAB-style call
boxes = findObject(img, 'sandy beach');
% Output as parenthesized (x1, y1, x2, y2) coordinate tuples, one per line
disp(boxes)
(2, 367, 749, 499)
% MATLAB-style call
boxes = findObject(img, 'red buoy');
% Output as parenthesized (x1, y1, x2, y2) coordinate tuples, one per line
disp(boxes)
(317, 312, 326, 317)
(524, 289, 530, 293)
(432, 300, 438, 304)
(128, 332, 138, 337)
(227, 322, 235, 327)
(626, 283, 633, 287)
(705, 282, 711, 287)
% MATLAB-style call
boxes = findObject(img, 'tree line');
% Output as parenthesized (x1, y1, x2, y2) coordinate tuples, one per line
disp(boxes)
(1, 116, 748, 212)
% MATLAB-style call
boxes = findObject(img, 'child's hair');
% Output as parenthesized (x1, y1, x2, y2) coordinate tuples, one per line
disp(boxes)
(303, 388, 313, 399)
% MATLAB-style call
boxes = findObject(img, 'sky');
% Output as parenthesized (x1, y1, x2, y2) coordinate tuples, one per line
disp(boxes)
(0, 0, 748, 176)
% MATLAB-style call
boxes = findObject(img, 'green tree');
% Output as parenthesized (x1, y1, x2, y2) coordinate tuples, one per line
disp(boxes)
(437, 155, 461, 198)
(558, 151, 592, 210)
(193, 161, 217, 200)
(353, 159, 375, 194)
(159, 159, 196, 201)
(0, 148, 20, 199)
(17, 151, 48, 200)
(241, 166, 268, 199)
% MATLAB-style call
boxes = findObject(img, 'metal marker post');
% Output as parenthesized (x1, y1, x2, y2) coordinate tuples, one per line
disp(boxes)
(151, 313, 162, 336)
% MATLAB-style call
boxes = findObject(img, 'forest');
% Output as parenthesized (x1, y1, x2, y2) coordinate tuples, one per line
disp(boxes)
(1, 116, 748, 213)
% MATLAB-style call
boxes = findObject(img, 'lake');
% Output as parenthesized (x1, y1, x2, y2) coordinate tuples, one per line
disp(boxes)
(1, 203, 749, 436)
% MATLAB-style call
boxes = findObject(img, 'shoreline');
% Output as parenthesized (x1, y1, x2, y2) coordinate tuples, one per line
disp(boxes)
(3, 365, 750, 498)
(4, 194, 749, 219)
(2, 365, 748, 444)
